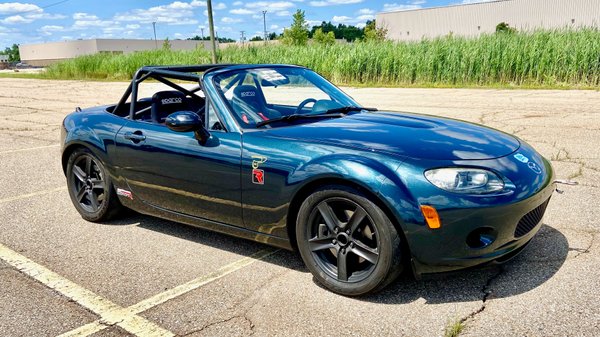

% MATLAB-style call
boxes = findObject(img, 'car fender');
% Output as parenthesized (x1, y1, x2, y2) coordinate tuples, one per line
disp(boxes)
(288, 154, 416, 230)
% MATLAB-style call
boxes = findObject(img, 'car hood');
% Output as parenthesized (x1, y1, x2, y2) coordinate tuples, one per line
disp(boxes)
(264, 111, 520, 160)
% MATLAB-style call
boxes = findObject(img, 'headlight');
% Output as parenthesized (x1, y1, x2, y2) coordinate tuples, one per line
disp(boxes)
(424, 168, 505, 194)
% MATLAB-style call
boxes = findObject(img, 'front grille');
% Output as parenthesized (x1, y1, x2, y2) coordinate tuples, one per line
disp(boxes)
(514, 198, 551, 238)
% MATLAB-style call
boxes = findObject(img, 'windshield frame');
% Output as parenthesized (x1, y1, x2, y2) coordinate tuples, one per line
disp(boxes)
(209, 65, 360, 130)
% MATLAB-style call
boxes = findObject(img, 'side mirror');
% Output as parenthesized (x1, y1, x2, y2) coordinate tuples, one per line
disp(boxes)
(165, 111, 210, 144)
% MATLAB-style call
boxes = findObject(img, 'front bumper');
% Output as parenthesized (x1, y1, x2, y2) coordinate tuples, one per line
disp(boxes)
(410, 178, 555, 276)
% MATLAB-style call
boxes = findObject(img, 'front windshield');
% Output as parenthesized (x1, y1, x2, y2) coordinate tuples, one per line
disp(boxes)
(212, 66, 359, 128)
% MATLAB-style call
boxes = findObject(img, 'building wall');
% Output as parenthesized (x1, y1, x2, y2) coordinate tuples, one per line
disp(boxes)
(19, 39, 213, 66)
(378, 0, 600, 41)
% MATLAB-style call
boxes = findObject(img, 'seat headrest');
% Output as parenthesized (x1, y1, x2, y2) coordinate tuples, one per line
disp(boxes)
(233, 85, 262, 105)
(152, 91, 187, 109)
(151, 91, 188, 123)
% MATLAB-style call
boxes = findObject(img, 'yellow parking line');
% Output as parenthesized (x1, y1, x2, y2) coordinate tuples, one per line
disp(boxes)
(0, 186, 66, 204)
(0, 243, 175, 337)
(59, 249, 280, 337)
(0, 143, 60, 155)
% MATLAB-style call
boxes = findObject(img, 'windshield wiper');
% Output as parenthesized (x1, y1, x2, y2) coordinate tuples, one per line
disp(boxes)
(256, 113, 344, 128)
(324, 106, 378, 114)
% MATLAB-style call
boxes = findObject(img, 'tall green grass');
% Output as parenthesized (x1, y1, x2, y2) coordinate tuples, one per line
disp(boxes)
(44, 29, 600, 87)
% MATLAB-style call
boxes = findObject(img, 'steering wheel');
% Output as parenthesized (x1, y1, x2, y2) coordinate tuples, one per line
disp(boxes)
(295, 98, 317, 114)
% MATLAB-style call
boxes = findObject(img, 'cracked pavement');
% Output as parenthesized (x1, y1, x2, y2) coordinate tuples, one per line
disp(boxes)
(0, 79, 599, 336)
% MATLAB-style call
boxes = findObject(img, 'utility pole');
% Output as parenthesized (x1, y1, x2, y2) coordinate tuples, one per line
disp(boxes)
(262, 10, 267, 44)
(240, 31, 245, 46)
(201, 27, 204, 40)
(207, 0, 217, 63)
(152, 22, 157, 49)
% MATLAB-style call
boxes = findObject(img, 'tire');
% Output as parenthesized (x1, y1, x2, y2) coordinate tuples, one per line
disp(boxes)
(66, 147, 123, 222)
(296, 185, 403, 296)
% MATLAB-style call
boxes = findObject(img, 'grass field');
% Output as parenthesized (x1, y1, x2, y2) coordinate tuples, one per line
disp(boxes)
(42, 29, 600, 88)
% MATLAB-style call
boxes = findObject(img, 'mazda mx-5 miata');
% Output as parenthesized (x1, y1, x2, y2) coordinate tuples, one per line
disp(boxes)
(61, 64, 555, 295)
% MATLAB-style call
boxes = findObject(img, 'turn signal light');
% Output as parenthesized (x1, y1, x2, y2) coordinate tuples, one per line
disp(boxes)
(421, 205, 441, 229)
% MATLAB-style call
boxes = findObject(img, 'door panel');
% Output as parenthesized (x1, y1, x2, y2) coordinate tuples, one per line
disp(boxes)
(115, 120, 243, 226)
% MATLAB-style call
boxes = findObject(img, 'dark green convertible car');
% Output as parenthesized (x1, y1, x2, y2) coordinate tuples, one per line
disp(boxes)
(61, 64, 555, 295)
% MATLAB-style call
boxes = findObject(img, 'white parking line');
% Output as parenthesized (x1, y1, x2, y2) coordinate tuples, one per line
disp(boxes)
(0, 242, 175, 337)
(0, 176, 281, 336)
(0, 143, 59, 155)
(58, 248, 280, 336)
(0, 186, 66, 204)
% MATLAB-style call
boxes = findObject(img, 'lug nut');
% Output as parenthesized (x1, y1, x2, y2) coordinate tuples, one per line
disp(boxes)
(346, 230, 350, 235)
(332, 239, 337, 244)
(334, 227, 339, 233)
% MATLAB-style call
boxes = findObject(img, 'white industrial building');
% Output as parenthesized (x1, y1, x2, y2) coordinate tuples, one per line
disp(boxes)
(377, 0, 600, 41)
(19, 39, 212, 66)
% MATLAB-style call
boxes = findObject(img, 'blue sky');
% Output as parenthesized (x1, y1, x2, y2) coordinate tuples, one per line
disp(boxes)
(0, 0, 492, 46)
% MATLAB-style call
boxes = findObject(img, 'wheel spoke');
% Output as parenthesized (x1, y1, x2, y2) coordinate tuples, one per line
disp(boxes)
(85, 156, 92, 175)
(317, 202, 341, 232)
(337, 249, 349, 281)
(88, 191, 99, 210)
(76, 187, 87, 202)
(72, 165, 87, 182)
(351, 240, 379, 265)
(91, 178, 105, 190)
(308, 236, 335, 252)
(347, 207, 367, 234)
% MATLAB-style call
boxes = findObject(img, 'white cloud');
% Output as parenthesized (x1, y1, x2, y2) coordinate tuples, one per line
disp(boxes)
(73, 13, 98, 20)
(73, 19, 113, 29)
(245, 1, 295, 10)
(190, 0, 206, 6)
(214, 2, 227, 9)
(230, 8, 253, 14)
(382, 2, 422, 12)
(356, 8, 374, 15)
(222, 16, 242, 23)
(356, 14, 374, 21)
(332, 15, 351, 23)
(233, 1, 243, 5)
(0, 2, 42, 15)
(275, 10, 290, 16)
(1, 15, 33, 24)
(39, 25, 64, 35)
(114, 1, 200, 25)
(126, 24, 140, 29)
(310, 0, 363, 7)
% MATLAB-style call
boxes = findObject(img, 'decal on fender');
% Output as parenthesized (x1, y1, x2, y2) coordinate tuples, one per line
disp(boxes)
(116, 188, 133, 200)
(251, 155, 267, 185)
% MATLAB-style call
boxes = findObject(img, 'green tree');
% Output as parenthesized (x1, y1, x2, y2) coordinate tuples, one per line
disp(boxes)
(363, 20, 387, 42)
(313, 28, 335, 45)
(282, 9, 309, 46)
(162, 37, 171, 50)
(496, 22, 516, 34)
(250, 36, 263, 41)
(1, 44, 20, 62)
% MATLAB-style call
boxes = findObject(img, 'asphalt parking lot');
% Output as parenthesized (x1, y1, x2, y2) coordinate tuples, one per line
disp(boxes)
(0, 78, 599, 336)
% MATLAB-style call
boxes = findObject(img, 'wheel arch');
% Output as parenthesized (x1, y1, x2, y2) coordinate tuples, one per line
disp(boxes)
(285, 177, 413, 266)
(61, 141, 108, 176)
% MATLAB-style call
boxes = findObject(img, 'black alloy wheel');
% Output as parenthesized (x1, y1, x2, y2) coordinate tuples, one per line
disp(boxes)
(71, 155, 105, 213)
(66, 148, 122, 222)
(297, 185, 402, 296)
(308, 198, 379, 282)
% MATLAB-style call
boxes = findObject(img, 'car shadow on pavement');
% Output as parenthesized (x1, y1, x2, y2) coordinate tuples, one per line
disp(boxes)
(105, 213, 567, 304)
(360, 224, 568, 304)
(105, 212, 306, 272)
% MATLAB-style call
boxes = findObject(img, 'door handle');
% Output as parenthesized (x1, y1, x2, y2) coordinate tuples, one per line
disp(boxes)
(124, 131, 146, 143)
